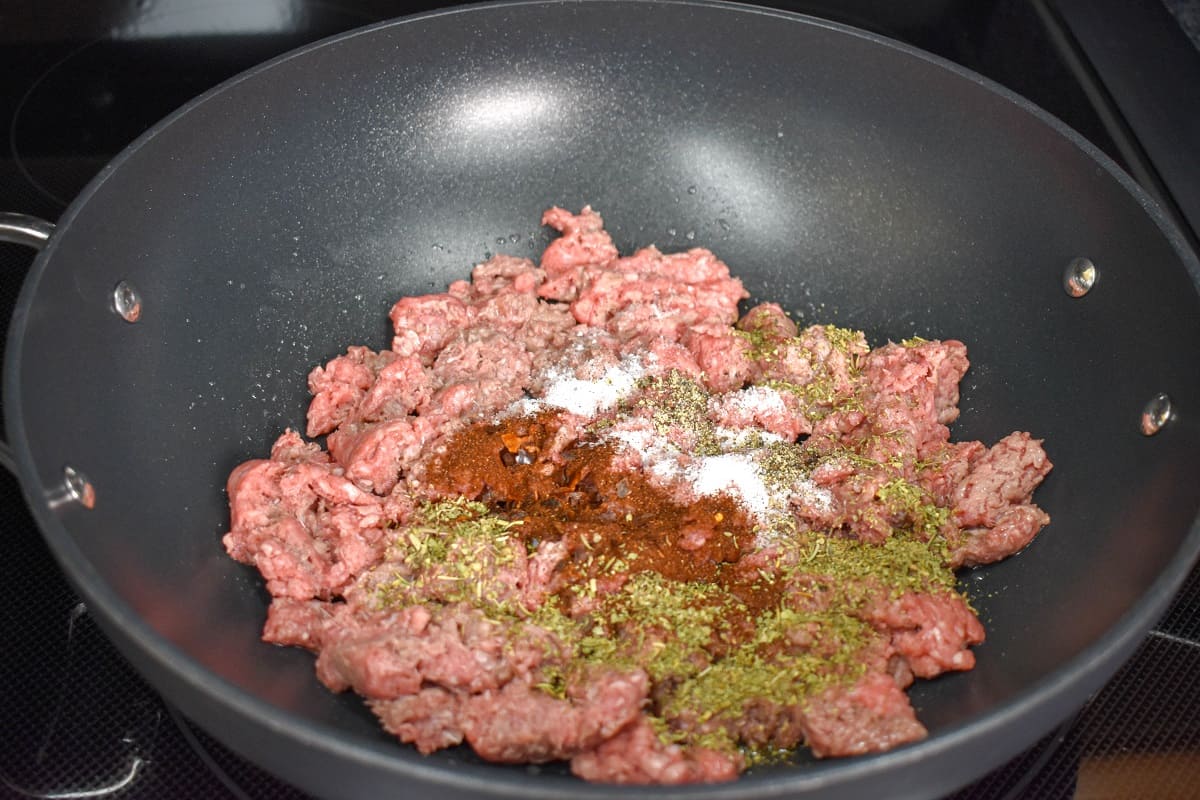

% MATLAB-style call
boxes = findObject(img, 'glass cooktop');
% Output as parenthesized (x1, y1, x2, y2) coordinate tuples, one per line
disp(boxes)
(1, 2, 1197, 798)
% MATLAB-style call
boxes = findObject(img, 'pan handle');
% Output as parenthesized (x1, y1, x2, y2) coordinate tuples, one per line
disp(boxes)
(0, 213, 55, 475)
(0, 212, 55, 250)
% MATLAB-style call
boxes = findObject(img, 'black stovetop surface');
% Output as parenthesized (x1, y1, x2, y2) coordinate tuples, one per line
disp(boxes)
(2, 2, 1198, 798)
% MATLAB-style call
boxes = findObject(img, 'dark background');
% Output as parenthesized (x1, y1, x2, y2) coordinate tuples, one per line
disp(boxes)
(1, 1, 1197, 798)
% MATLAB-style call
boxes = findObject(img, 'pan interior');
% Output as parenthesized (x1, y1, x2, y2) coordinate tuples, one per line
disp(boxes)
(8, 1, 1200, 796)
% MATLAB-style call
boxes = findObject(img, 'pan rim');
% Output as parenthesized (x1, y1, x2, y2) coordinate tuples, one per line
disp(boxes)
(5, 0, 1200, 797)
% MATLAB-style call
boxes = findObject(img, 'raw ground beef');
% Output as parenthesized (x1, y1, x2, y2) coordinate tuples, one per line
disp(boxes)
(223, 206, 1052, 785)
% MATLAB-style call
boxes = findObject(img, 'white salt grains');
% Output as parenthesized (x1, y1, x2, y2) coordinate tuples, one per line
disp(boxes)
(686, 453, 773, 517)
(539, 355, 645, 417)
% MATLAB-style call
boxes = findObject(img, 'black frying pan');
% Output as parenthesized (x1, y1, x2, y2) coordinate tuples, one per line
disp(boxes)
(2, 2, 1199, 798)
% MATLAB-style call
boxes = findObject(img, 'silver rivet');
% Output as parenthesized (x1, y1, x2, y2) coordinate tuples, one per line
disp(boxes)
(112, 280, 143, 323)
(1063, 257, 1097, 297)
(47, 465, 96, 510)
(1140, 393, 1173, 436)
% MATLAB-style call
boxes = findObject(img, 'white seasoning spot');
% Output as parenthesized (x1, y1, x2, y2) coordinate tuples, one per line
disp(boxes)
(609, 427, 687, 484)
(609, 427, 653, 451)
(714, 425, 783, 449)
(650, 458, 685, 483)
(687, 453, 772, 516)
(791, 479, 834, 514)
(728, 385, 788, 415)
(500, 397, 545, 418)
(540, 355, 645, 417)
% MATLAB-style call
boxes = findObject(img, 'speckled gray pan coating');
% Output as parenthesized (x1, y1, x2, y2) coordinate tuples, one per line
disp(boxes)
(4, 2, 1199, 798)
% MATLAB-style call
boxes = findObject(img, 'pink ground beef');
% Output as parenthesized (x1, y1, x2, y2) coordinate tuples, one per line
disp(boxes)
(223, 206, 1052, 784)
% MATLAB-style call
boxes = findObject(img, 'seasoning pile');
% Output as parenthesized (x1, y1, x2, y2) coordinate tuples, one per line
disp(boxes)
(223, 207, 1052, 784)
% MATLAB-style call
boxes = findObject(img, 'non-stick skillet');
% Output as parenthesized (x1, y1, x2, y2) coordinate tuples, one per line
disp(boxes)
(2, 2, 1199, 798)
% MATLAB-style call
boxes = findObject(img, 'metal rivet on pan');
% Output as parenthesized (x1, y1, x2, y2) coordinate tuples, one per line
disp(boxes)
(112, 280, 143, 323)
(47, 465, 96, 510)
(1063, 257, 1097, 297)
(1141, 393, 1173, 436)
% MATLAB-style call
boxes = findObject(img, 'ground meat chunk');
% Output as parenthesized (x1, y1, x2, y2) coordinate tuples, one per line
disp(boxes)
(857, 339, 969, 460)
(262, 597, 344, 650)
(473, 292, 541, 334)
(307, 350, 436, 438)
(806, 456, 898, 544)
(424, 380, 520, 420)
(708, 385, 810, 441)
(431, 329, 531, 388)
(946, 431, 1052, 566)
(862, 591, 985, 678)
(354, 354, 435, 425)
(571, 247, 747, 335)
(515, 300, 576, 353)
(738, 302, 798, 339)
(372, 687, 466, 754)
(720, 698, 807, 750)
(538, 206, 620, 301)
(916, 440, 987, 508)
(682, 323, 756, 393)
(954, 432, 1052, 527)
(625, 338, 705, 382)
(570, 718, 742, 784)
(470, 254, 545, 297)
(325, 416, 440, 495)
(800, 673, 927, 758)
(801, 325, 869, 390)
(952, 505, 1052, 568)
(528, 326, 622, 393)
(370, 668, 648, 765)
(751, 337, 814, 386)
(461, 669, 648, 763)
(605, 302, 692, 343)
(523, 539, 569, 608)
(389, 293, 473, 363)
(223, 451, 386, 599)
(322, 603, 646, 765)
(419, 328, 533, 419)
(866, 339, 969, 422)
(270, 428, 330, 465)
(351, 521, 533, 613)
(315, 604, 547, 697)
(306, 347, 399, 437)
